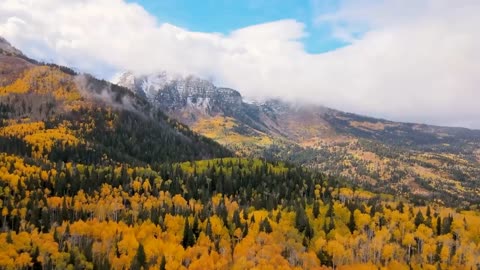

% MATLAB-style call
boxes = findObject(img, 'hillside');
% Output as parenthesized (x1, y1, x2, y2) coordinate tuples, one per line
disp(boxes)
(119, 72, 480, 206)
(0, 39, 231, 165)
(0, 37, 480, 269)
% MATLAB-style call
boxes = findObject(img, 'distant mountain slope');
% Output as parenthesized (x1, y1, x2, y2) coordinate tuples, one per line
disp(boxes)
(119, 71, 480, 206)
(0, 39, 231, 165)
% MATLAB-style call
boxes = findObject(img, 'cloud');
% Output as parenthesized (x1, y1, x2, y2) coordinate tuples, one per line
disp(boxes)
(0, 0, 479, 128)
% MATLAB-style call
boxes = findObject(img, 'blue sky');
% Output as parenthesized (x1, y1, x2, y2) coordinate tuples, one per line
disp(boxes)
(129, 0, 347, 53)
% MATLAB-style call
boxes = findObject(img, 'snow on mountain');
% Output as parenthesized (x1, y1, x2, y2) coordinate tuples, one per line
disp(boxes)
(116, 71, 180, 100)
(117, 71, 243, 115)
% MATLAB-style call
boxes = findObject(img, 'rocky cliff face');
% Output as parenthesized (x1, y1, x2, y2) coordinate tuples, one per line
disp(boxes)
(118, 70, 480, 206)
(117, 72, 244, 120)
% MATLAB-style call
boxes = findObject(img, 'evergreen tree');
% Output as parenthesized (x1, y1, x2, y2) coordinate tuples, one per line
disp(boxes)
(348, 210, 356, 233)
(233, 210, 242, 229)
(295, 206, 308, 232)
(326, 200, 334, 218)
(159, 255, 166, 270)
(304, 220, 314, 240)
(425, 216, 432, 228)
(442, 215, 453, 234)
(206, 218, 213, 241)
(41, 208, 51, 233)
(276, 211, 282, 223)
(317, 250, 333, 267)
(6, 230, 13, 244)
(182, 218, 195, 248)
(61, 196, 69, 221)
(31, 246, 42, 270)
(414, 211, 425, 228)
(397, 201, 405, 213)
(192, 215, 200, 239)
(260, 218, 273, 233)
(242, 223, 249, 238)
(131, 243, 147, 270)
(323, 220, 329, 234)
(242, 209, 248, 220)
(328, 217, 335, 233)
(53, 228, 60, 243)
(313, 201, 320, 219)
(436, 216, 442, 236)
(68, 249, 76, 266)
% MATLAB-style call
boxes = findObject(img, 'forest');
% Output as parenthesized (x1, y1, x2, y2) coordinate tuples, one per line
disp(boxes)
(0, 153, 479, 269)
(0, 54, 479, 270)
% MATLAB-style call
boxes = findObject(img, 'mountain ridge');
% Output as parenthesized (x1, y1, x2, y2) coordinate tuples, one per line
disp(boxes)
(2, 37, 480, 270)
(119, 70, 480, 206)
(0, 40, 231, 165)
(0, 37, 24, 56)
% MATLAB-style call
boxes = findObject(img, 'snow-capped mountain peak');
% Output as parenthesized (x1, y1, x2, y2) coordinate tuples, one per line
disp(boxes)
(117, 71, 243, 119)
(116, 71, 182, 100)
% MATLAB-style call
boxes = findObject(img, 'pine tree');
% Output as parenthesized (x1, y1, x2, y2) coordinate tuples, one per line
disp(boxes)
(426, 206, 431, 218)
(131, 243, 146, 270)
(6, 230, 13, 244)
(328, 217, 335, 233)
(61, 196, 69, 221)
(323, 220, 329, 234)
(304, 220, 314, 240)
(192, 215, 200, 239)
(31, 246, 42, 270)
(182, 218, 195, 248)
(243, 208, 248, 220)
(313, 201, 320, 219)
(425, 216, 432, 228)
(414, 211, 425, 228)
(53, 228, 60, 243)
(295, 206, 308, 232)
(159, 255, 166, 270)
(317, 250, 333, 267)
(397, 201, 405, 213)
(242, 223, 249, 238)
(442, 215, 453, 234)
(326, 200, 334, 218)
(348, 210, 356, 233)
(41, 208, 51, 233)
(206, 218, 213, 241)
(68, 248, 76, 266)
(260, 218, 273, 233)
(233, 210, 242, 228)
(436, 216, 442, 235)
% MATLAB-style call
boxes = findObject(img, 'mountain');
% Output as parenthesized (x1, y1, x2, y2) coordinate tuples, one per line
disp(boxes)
(119, 71, 480, 206)
(0, 37, 23, 56)
(2, 37, 480, 270)
(0, 42, 231, 165)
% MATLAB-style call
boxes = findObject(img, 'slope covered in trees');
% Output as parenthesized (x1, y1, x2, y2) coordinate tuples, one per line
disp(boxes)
(0, 156, 480, 269)
(0, 45, 231, 165)
(118, 73, 480, 207)
(1, 37, 480, 270)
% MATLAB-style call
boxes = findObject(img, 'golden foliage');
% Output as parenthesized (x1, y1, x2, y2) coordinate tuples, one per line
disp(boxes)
(0, 66, 81, 102)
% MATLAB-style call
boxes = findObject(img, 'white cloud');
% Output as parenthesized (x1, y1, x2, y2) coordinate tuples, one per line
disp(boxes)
(0, 0, 479, 128)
